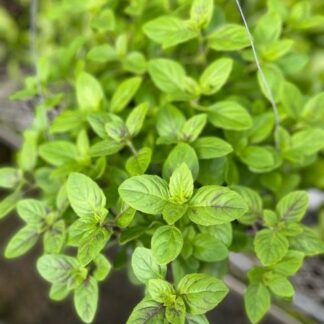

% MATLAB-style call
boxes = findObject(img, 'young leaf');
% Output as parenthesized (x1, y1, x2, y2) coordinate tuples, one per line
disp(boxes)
(187, 186, 248, 226)
(190, 0, 213, 28)
(207, 101, 253, 131)
(148, 58, 186, 93)
(119, 175, 169, 214)
(143, 16, 198, 49)
(87, 44, 116, 63)
(132, 247, 167, 284)
(0, 167, 21, 189)
(280, 81, 303, 118)
(126, 103, 149, 137)
(163, 143, 199, 180)
(5, 225, 39, 258)
(151, 225, 183, 265)
(166, 297, 186, 324)
(126, 298, 165, 324)
(148, 279, 176, 304)
(254, 11, 282, 44)
(179, 114, 207, 143)
(76, 72, 104, 111)
(169, 163, 194, 204)
(0, 191, 21, 219)
(91, 8, 115, 32)
(199, 58, 233, 95)
(49, 283, 71, 301)
(125, 147, 152, 176)
(276, 191, 308, 222)
(208, 24, 250, 51)
(44, 220, 66, 254)
(254, 229, 289, 265)
(110, 77, 142, 113)
(177, 273, 229, 315)
(244, 283, 270, 324)
(105, 115, 128, 142)
(74, 277, 98, 323)
(193, 137, 233, 159)
(67, 172, 106, 218)
(93, 254, 112, 282)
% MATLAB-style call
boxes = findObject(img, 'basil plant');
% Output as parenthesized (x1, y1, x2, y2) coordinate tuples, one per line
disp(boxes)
(1, 0, 324, 323)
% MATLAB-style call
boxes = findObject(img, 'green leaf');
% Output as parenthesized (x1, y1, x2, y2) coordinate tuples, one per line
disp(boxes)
(110, 77, 142, 113)
(265, 273, 294, 298)
(89, 139, 124, 157)
(87, 44, 116, 63)
(127, 298, 165, 324)
(190, 0, 213, 28)
(193, 233, 228, 262)
(18, 130, 38, 172)
(143, 16, 198, 49)
(126, 147, 152, 176)
(231, 186, 262, 225)
(91, 8, 115, 32)
(208, 24, 250, 51)
(148, 279, 176, 304)
(74, 277, 98, 323)
(0, 191, 21, 219)
(39, 141, 78, 166)
(276, 191, 308, 222)
(163, 143, 199, 180)
(199, 58, 233, 95)
(186, 314, 209, 324)
(93, 254, 111, 282)
(254, 229, 289, 266)
(148, 58, 186, 93)
(254, 11, 282, 44)
(5, 225, 39, 258)
(126, 103, 149, 137)
(280, 81, 303, 118)
(179, 114, 207, 143)
(123, 51, 147, 74)
(169, 163, 194, 204)
(244, 283, 270, 324)
(67, 172, 106, 218)
(49, 283, 71, 301)
(166, 297, 186, 324)
(105, 114, 128, 142)
(302, 92, 324, 127)
(289, 227, 324, 256)
(239, 146, 281, 173)
(247, 112, 274, 144)
(151, 225, 183, 265)
(178, 273, 229, 315)
(187, 186, 248, 226)
(193, 137, 233, 159)
(115, 199, 136, 228)
(76, 72, 104, 111)
(163, 203, 188, 225)
(207, 101, 253, 131)
(50, 110, 85, 134)
(273, 250, 304, 276)
(132, 247, 167, 284)
(257, 64, 283, 101)
(0, 167, 21, 188)
(44, 220, 66, 254)
(119, 175, 169, 215)
(17, 199, 46, 224)
(77, 226, 110, 265)
(37, 254, 81, 284)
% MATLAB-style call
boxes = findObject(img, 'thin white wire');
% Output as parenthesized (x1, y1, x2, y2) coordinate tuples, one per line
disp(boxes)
(235, 0, 280, 148)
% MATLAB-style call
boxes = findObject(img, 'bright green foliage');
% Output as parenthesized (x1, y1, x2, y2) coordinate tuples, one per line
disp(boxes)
(2, 0, 324, 323)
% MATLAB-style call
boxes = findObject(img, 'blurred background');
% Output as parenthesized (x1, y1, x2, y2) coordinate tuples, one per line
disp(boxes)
(0, 0, 324, 323)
